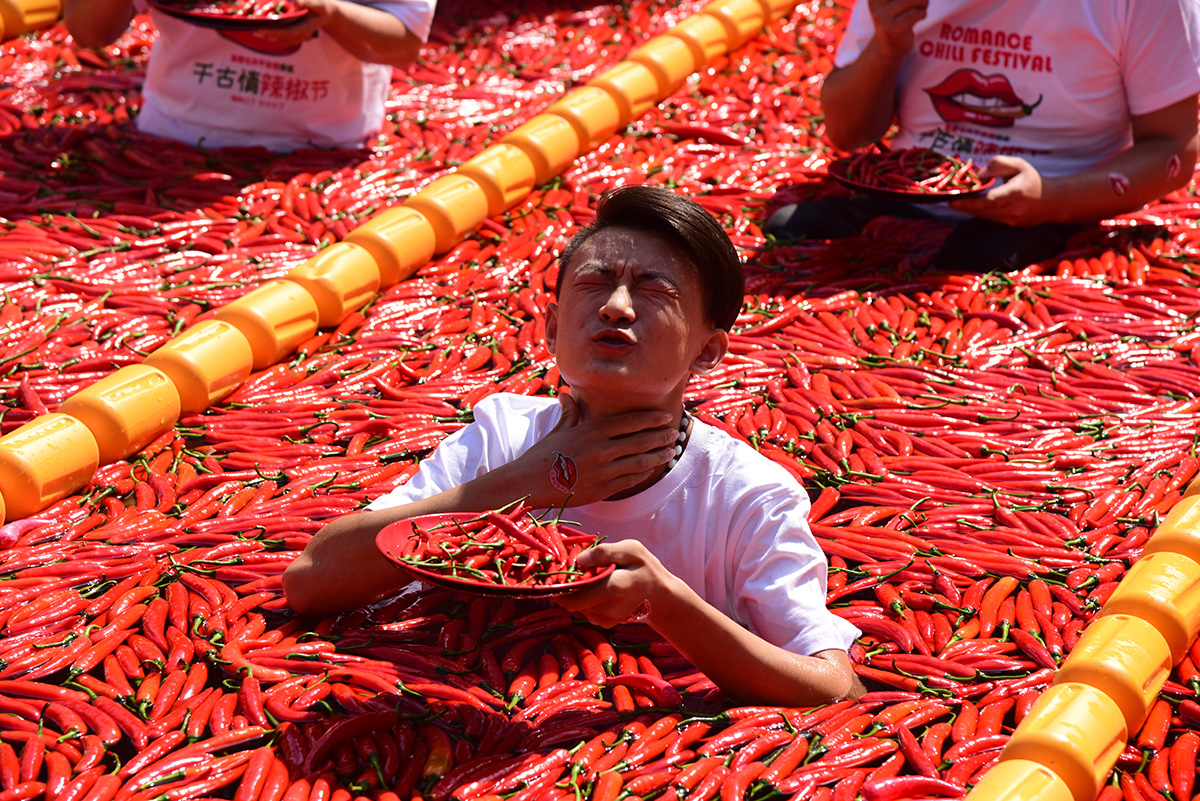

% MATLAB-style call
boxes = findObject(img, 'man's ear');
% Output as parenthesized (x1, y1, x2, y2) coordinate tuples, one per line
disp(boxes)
(691, 328, 728, 375)
(545, 302, 558, 355)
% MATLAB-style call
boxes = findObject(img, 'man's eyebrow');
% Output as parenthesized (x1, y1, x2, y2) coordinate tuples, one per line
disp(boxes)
(572, 261, 613, 275)
(641, 269, 680, 287)
(573, 261, 681, 289)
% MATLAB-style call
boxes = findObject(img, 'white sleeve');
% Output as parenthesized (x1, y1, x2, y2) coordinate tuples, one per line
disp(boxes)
(832, 2, 877, 69)
(352, 0, 436, 43)
(365, 393, 554, 511)
(365, 393, 505, 511)
(730, 479, 860, 656)
(1122, 0, 1200, 116)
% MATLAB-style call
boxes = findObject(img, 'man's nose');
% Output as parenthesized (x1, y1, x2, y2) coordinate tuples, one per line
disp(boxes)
(599, 285, 635, 322)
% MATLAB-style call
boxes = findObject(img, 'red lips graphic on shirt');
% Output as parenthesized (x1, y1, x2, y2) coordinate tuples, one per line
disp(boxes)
(925, 69, 1043, 128)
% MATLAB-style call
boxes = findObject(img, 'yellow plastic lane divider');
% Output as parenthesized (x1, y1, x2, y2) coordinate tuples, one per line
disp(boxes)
(0, 0, 796, 520)
(0, 0, 60, 40)
(966, 487, 1200, 801)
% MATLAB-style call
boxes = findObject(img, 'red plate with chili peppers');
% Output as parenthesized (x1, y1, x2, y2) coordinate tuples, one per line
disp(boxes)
(147, 0, 312, 30)
(376, 506, 615, 597)
(828, 147, 996, 203)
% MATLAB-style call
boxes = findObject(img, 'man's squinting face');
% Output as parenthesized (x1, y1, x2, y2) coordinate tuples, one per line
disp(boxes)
(547, 226, 728, 408)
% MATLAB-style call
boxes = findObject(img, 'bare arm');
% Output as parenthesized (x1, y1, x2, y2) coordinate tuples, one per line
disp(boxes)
(253, 0, 425, 69)
(63, 0, 136, 49)
(950, 95, 1200, 226)
(283, 490, 476, 617)
(284, 395, 679, 616)
(557, 542, 861, 706)
(819, 0, 928, 151)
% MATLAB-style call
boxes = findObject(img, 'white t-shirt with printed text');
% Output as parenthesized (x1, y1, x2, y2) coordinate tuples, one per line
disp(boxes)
(133, 0, 435, 151)
(367, 394, 860, 657)
(835, 0, 1200, 179)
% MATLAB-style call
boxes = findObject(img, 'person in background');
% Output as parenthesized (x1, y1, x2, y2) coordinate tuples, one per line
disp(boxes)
(765, 0, 1200, 272)
(64, 0, 435, 151)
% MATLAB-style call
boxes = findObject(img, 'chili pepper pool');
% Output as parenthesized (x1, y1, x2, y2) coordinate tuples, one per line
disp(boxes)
(1, 2, 1200, 801)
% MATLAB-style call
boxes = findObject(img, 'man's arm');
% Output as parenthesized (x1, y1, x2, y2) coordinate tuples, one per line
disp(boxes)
(819, 0, 928, 151)
(557, 542, 861, 706)
(283, 491, 468, 617)
(253, 0, 424, 69)
(951, 94, 1200, 226)
(63, 0, 136, 49)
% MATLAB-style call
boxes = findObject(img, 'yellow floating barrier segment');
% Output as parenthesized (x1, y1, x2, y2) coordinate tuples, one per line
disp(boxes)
(143, 320, 255, 414)
(457, 144, 538, 219)
(1144, 491, 1200, 564)
(1053, 615, 1171, 736)
(996, 682, 1128, 801)
(0, 413, 98, 520)
(968, 760, 1074, 801)
(57, 364, 180, 465)
(0, 0, 795, 518)
(1102, 550, 1200, 663)
(286, 242, 383, 328)
(211, 280, 321, 370)
(0, 0, 60, 40)
(964, 487, 1200, 801)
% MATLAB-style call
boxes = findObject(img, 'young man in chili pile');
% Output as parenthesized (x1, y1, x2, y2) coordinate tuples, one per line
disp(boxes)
(284, 185, 862, 705)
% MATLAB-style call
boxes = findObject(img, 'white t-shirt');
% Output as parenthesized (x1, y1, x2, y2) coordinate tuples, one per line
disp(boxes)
(133, 0, 435, 151)
(835, 0, 1200, 178)
(367, 394, 859, 657)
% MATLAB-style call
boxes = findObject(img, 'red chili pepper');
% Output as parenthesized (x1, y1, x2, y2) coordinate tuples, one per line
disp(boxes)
(1170, 730, 1199, 801)
(233, 746, 275, 801)
(0, 745, 17, 790)
(301, 712, 397, 775)
(50, 767, 104, 801)
(861, 775, 965, 801)
(119, 731, 188, 779)
(1137, 698, 1172, 752)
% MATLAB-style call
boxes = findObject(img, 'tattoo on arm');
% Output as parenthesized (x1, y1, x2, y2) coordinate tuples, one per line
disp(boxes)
(1108, 172, 1131, 197)
(1167, 153, 1182, 180)
(550, 451, 578, 493)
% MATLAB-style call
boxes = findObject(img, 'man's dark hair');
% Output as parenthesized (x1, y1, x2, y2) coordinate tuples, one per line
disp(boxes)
(556, 185, 745, 332)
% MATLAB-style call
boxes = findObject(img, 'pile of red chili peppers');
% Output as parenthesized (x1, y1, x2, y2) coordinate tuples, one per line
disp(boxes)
(841, 147, 986, 195)
(385, 504, 608, 590)
(0, 2, 1199, 801)
(152, 0, 302, 19)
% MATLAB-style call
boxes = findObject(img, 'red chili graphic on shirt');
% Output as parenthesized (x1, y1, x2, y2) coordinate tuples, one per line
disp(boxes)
(550, 451, 578, 494)
(925, 69, 1043, 128)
